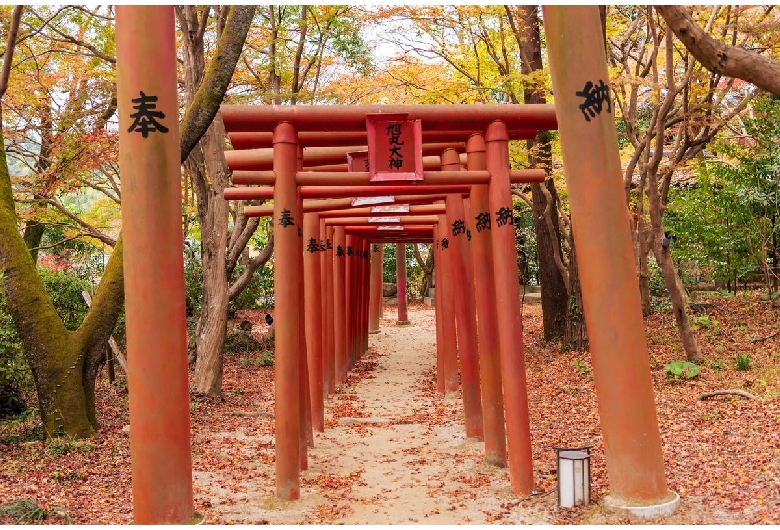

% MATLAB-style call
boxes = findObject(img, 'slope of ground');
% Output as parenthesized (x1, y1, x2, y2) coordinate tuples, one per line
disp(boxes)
(0, 291, 778, 524)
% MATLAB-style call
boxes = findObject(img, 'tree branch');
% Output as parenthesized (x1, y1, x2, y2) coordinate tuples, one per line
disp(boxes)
(179, 5, 256, 163)
(0, 6, 24, 100)
(228, 232, 274, 301)
(656, 5, 780, 96)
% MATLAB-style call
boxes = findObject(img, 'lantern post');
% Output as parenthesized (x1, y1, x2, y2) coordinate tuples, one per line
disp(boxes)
(116, 6, 194, 523)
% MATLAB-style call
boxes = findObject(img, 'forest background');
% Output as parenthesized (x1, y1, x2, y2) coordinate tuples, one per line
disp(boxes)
(0, 4, 779, 450)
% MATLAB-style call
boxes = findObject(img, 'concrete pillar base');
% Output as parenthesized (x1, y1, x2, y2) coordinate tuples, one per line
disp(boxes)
(395, 321, 412, 326)
(602, 491, 680, 520)
(368, 330, 380, 335)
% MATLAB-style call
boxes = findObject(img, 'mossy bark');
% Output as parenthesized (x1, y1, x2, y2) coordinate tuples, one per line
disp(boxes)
(0, 126, 125, 439)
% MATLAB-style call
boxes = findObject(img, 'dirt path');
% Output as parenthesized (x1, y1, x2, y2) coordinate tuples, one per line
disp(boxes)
(194, 305, 554, 524)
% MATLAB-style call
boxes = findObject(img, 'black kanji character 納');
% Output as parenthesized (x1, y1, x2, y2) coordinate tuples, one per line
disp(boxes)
(441, 237, 450, 249)
(495, 206, 513, 228)
(475, 211, 491, 232)
(452, 219, 466, 237)
(575, 79, 611, 122)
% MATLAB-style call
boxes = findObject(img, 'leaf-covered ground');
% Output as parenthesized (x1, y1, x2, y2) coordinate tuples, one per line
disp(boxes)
(0, 290, 778, 524)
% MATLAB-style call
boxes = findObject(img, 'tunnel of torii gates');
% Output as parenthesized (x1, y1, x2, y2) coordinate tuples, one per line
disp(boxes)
(115, 5, 678, 524)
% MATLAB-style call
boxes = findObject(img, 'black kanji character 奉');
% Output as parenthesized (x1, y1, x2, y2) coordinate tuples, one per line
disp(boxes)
(452, 219, 466, 237)
(575, 79, 611, 122)
(127, 91, 169, 138)
(336, 245, 345, 257)
(441, 237, 450, 249)
(306, 238, 319, 253)
(362, 251, 369, 259)
(372, 244, 380, 253)
(495, 206, 513, 228)
(347, 246, 354, 256)
(279, 209, 295, 227)
(475, 211, 491, 232)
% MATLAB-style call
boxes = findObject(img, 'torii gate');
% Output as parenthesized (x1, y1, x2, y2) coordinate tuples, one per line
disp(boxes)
(115, 5, 678, 524)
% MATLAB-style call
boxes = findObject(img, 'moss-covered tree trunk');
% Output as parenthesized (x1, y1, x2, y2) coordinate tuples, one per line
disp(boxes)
(0, 126, 125, 438)
(0, 5, 253, 436)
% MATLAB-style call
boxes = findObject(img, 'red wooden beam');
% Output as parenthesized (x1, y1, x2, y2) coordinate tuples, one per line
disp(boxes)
(221, 104, 558, 132)
(228, 129, 538, 149)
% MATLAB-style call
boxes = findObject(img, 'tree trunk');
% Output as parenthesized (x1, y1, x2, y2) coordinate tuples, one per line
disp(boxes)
(565, 228, 588, 350)
(190, 118, 230, 395)
(645, 168, 701, 362)
(179, 6, 233, 396)
(516, 5, 572, 342)
(23, 221, 45, 263)
(413, 243, 434, 299)
(635, 202, 653, 315)
(531, 181, 568, 341)
(0, 6, 251, 438)
(1, 119, 127, 437)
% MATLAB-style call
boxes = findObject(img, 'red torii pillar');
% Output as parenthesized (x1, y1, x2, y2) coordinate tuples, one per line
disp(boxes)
(297, 160, 311, 472)
(432, 224, 446, 394)
(303, 212, 324, 432)
(467, 134, 507, 467)
(369, 243, 383, 334)
(334, 227, 348, 383)
(272, 122, 302, 500)
(395, 243, 410, 325)
(360, 239, 371, 353)
(486, 120, 534, 495)
(437, 206, 460, 394)
(544, 5, 677, 514)
(441, 149, 483, 440)
(116, 6, 194, 523)
(345, 233, 356, 367)
(324, 224, 336, 394)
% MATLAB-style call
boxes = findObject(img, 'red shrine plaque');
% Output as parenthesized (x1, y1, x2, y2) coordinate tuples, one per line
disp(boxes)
(347, 150, 369, 173)
(366, 113, 423, 182)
